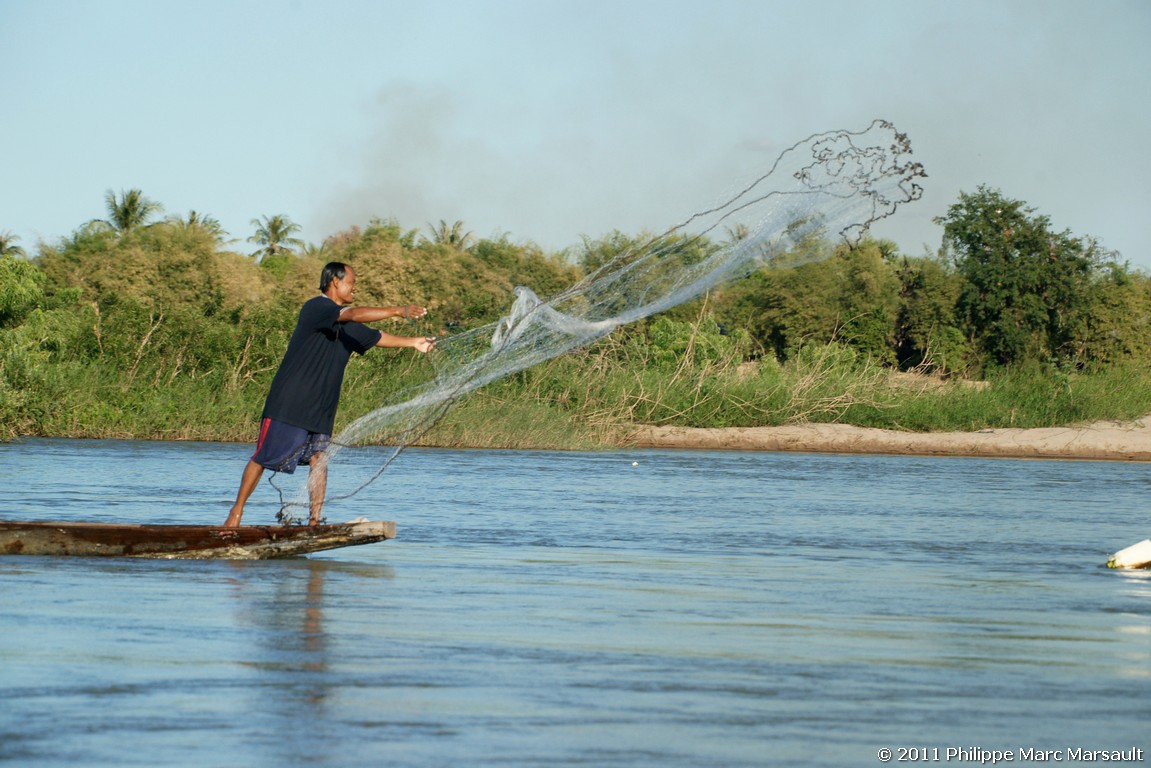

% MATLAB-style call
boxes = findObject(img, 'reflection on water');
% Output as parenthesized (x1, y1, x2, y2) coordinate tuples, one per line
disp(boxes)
(0, 439, 1148, 767)
(226, 559, 401, 752)
(232, 562, 364, 660)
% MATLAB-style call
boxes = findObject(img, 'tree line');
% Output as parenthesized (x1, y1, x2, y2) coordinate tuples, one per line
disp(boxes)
(2, 184, 1149, 441)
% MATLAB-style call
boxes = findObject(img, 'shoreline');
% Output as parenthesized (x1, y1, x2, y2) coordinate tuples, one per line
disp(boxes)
(13, 417, 1151, 463)
(626, 416, 1151, 462)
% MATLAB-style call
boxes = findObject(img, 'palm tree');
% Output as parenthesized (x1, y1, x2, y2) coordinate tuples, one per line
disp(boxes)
(424, 219, 475, 251)
(248, 214, 304, 263)
(172, 210, 229, 243)
(300, 241, 327, 259)
(104, 189, 163, 234)
(0, 230, 26, 257)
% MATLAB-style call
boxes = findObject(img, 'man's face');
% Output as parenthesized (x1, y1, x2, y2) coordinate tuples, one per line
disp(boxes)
(332, 267, 357, 305)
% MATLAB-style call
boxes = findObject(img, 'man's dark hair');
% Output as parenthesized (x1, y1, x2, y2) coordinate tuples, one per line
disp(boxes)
(320, 262, 350, 293)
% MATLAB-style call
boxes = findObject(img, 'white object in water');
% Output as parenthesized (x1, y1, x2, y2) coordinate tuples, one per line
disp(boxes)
(1107, 539, 1151, 569)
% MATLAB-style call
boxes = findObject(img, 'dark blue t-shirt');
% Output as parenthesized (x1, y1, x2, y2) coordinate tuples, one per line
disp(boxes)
(261, 295, 382, 434)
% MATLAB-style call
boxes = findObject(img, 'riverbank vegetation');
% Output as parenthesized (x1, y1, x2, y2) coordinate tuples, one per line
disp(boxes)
(4, 186, 1151, 446)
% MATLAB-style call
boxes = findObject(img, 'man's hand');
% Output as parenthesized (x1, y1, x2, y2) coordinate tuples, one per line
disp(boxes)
(402, 305, 428, 320)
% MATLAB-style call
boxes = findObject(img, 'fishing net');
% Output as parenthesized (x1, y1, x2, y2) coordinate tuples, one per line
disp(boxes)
(273, 119, 926, 520)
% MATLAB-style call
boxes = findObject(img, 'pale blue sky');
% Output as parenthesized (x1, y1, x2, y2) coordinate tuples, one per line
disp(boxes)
(3, 0, 1149, 267)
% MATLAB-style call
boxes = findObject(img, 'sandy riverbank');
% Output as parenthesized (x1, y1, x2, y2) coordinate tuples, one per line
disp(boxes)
(627, 416, 1151, 462)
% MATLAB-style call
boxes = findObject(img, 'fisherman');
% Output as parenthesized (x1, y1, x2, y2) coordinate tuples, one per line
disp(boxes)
(224, 261, 435, 527)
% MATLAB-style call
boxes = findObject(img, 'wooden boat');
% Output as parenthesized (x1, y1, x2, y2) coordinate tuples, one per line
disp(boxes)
(0, 520, 395, 560)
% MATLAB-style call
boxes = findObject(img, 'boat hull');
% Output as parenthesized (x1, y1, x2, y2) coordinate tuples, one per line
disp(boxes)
(1107, 538, 1151, 569)
(0, 520, 395, 560)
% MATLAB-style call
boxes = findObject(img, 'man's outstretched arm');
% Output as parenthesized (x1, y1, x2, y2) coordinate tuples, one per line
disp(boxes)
(338, 304, 426, 323)
(376, 333, 435, 352)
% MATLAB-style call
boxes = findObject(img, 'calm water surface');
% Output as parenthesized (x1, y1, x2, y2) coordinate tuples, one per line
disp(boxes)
(1, 439, 1148, 767)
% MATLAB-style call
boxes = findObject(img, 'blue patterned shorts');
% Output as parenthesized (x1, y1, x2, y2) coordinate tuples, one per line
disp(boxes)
(251, 418, 331, 474)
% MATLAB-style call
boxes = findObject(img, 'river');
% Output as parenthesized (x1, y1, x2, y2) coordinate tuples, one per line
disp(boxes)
(1, 439, 1148, 766)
